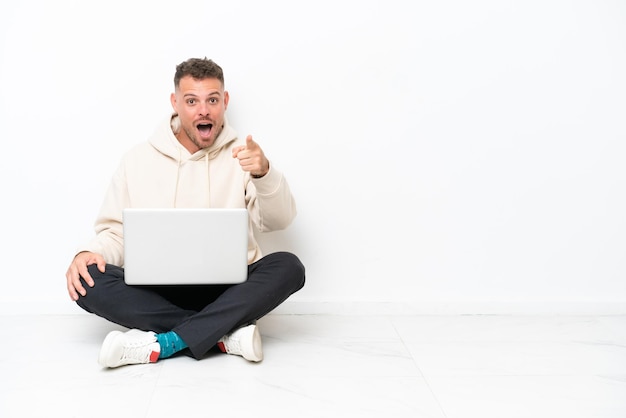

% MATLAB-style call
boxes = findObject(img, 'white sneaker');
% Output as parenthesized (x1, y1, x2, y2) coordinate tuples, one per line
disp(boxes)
(217, 323, 263, 362)
(98, 329, 161, 368)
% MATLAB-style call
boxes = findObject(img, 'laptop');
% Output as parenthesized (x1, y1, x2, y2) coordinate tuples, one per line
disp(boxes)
(122, 208, 249, 285)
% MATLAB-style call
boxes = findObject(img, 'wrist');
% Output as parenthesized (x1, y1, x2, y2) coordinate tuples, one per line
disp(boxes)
(251, 162, 270, 178)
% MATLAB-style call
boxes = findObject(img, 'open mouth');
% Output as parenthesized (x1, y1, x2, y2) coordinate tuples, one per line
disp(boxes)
(197, 123, 213, 138)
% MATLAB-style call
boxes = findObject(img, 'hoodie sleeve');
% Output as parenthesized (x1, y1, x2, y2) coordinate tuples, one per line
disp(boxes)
(246, 162, 297, 232)
(75, 160, 128, 266)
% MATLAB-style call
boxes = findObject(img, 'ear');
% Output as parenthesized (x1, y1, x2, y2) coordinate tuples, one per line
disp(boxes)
(170, 92, 178, 112)
(224, 91, 230, 110)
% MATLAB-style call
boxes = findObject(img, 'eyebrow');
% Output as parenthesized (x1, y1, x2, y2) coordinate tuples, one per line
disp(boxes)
(183, 91, 221, 98)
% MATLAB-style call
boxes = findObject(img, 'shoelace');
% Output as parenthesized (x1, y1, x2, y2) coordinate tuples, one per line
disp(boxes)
(223, 334, 242, 354)
(120, 342, 156, 363)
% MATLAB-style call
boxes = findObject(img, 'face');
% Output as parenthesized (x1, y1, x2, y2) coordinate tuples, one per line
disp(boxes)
(170, 75, 229, 153)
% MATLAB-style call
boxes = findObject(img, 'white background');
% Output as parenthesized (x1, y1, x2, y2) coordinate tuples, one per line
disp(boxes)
(1, 0, 624, 315)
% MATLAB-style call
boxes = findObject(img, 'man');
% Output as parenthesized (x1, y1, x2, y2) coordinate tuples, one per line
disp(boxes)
(65, 57, 305, 368)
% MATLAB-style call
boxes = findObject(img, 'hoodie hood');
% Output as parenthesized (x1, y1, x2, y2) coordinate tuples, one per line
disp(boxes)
(144, 113, 241, 208)
(149, 113, 238, 162)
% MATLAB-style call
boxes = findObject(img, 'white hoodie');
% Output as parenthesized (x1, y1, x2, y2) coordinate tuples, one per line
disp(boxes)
(78, 114, 297, 267)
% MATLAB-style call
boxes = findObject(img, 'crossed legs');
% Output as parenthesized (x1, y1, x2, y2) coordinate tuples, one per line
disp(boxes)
(76, 251, 305, 360)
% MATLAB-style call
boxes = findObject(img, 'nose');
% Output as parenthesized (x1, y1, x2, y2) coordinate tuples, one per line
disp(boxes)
(198, 103, 210, 117)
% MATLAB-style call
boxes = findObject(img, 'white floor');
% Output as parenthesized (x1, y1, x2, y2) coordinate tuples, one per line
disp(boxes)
(1, 314, 625, 418)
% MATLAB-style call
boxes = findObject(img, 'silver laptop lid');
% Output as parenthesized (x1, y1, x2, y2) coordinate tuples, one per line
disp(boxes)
(123, 208, 248, 285)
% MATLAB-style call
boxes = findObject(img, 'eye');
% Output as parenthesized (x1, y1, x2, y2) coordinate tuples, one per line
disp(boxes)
(186, 98, 196, 105)
(209, 97, 218, 104)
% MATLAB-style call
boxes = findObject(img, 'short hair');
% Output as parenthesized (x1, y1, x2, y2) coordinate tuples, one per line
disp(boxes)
(174, 57, 224, 89)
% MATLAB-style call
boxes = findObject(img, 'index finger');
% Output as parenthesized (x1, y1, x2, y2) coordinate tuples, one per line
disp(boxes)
(77, 262, 96, 288)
